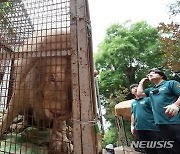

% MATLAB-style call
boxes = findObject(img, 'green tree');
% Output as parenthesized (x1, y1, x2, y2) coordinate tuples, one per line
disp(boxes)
(102, 127, 117, 148)
(157, 22, 180, 72)
(104, 86, 129, 124)
(0, 2, 15, 35)
(95, 20, 164, 99)
(157, 0, 180, 73)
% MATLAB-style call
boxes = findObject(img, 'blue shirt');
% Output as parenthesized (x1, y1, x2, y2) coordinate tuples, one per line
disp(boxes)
(144, 80, 180, 124)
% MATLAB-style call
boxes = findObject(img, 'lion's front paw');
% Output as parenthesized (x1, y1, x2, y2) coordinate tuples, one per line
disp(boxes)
(49, 133, 73, 154)
(10, 122, 26, 133)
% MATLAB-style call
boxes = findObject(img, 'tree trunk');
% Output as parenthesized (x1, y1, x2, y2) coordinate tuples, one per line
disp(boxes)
(124, 66, 137, 85)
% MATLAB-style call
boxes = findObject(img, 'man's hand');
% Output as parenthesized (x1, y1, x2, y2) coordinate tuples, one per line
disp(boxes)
(164, 104, 179, 117)
(131, 125, 136, 136)
(139, 77, 149, 85)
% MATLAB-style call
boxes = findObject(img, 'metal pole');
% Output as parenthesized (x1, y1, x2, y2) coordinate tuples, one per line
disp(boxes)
(120, 116, 129, 146)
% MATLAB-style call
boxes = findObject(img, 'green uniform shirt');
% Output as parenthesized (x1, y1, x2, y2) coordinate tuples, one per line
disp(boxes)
(131, 97, 159, 131)
(144, 80, 180, 124)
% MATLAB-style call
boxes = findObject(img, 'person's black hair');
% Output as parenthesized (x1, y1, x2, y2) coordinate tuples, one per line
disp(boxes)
(130, 84, 138, 90)
(148, 68, 167, 80)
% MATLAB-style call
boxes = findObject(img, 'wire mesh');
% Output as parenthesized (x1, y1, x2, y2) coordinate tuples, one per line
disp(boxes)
(0, 0, 73, 153)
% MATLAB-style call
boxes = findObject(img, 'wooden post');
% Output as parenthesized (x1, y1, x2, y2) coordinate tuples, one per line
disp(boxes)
(70, 0, 97, 153)
(70, 0, 83, 153)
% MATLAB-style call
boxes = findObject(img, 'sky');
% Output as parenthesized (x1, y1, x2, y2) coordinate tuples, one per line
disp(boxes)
(88, 0, 178, 52)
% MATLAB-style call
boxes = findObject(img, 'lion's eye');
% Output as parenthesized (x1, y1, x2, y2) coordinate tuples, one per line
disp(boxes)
(48, 74, 56, 82)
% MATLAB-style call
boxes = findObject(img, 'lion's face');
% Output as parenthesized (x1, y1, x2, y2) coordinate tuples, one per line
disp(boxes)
(42, 57, 71, 120)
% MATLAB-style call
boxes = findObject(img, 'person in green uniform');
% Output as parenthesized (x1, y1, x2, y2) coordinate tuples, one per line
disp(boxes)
(130, 84, 166, 154)
(137, 68, 180, 154)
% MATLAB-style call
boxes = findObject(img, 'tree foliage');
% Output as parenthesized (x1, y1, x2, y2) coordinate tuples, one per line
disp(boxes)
(0, 2, 15, 36)
(158, 22, 180, 72)
(168, 0, 180, 17)
(157, 0, 180, 73)
(104, 86, 129, 124)
(102, 127, 117, 149)
(95, 20, 164, 99)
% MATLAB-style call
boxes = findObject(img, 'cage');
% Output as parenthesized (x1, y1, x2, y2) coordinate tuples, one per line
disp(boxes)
(0, 0, 101, 153)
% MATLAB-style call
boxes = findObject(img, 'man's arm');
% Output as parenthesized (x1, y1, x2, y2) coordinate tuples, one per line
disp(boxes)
(174, 96, 180, 106)
(137, 78, 149, 97)
(131, 114, 136, 136)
